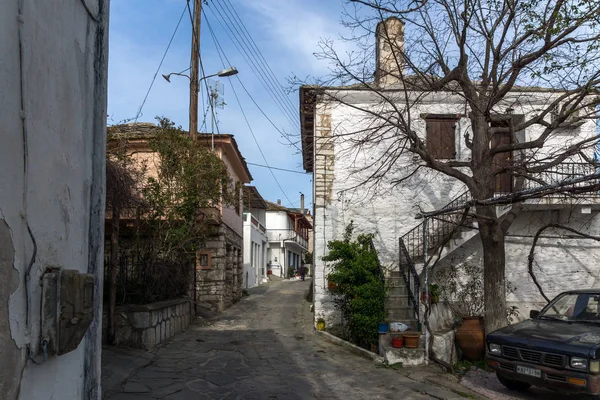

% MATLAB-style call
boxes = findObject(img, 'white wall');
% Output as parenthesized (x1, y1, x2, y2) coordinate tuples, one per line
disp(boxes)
(311, 89, 599, 327)
(242, 214, 268, 288)
(0, 1, 109, 399)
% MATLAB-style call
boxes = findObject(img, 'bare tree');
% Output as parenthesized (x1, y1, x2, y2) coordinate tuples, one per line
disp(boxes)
(302, 0, 600, 332)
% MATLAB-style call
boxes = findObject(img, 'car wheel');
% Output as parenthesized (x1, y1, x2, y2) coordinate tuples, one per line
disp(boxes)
(496, 372, 531, 392)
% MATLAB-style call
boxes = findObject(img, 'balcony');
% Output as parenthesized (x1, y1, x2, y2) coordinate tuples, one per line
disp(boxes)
(519, 162, 600, 206)
(244, 213, 266, 233)
(267, 229, 309, 249)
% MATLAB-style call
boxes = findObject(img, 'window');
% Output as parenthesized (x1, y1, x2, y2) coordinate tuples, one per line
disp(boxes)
(425, 115, 457, 159)
(196, 251, 212, 270)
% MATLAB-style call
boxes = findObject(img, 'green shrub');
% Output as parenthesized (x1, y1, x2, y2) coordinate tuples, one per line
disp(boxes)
(323, 223, 386, 347)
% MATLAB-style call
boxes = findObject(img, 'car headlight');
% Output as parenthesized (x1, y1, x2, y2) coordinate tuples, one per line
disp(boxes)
(489, 343, 502, 355)
(571, 357, 588, 369)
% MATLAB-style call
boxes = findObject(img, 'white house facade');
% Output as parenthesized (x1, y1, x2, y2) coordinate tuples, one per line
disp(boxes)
(243, 186, 269, 288)
(300, 18, 600, 336)
(265, 200, 312, 278)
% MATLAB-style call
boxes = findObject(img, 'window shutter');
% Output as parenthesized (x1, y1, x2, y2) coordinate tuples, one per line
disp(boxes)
(426, 118, 456, 159)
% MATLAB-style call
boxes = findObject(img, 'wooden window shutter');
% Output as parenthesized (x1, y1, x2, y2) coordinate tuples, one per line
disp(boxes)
(426, 118, 456, 159)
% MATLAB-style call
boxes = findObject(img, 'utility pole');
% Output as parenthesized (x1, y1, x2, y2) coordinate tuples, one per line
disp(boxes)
(189, 0, 202, 141)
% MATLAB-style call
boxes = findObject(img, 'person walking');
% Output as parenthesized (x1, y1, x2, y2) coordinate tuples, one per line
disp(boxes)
(300, 265, 305, 281)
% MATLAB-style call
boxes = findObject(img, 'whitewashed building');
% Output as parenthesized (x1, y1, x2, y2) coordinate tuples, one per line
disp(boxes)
(243, 186, 269, 288)
(0, 1, 109, 398)
(300, 17, 600, 335)
(265, 200, 312, 278)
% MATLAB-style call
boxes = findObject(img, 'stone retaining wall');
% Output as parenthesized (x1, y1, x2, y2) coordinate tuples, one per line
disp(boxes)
(108, 298, 192, 350)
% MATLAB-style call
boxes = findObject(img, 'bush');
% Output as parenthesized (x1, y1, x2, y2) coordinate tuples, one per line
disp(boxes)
(323, 223, 386, 347)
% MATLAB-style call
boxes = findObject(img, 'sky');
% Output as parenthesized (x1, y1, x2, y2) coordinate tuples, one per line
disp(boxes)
(107, 0, 350, 211)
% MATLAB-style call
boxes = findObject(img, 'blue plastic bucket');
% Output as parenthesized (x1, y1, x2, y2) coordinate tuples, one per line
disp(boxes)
(378, 322, 389, 334)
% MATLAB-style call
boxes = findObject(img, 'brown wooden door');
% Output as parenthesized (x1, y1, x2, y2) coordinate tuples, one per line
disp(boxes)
(492, 128, 513, 193)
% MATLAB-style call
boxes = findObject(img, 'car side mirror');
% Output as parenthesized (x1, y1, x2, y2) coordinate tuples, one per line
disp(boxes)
(530, 310, 540, 319)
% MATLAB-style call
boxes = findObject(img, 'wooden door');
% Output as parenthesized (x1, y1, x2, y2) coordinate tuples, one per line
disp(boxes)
(492, 127, 513, 193)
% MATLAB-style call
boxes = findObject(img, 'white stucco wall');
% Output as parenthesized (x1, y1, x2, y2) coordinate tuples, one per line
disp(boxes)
(0, 1, 109, 399)
(310, 88, 599, 327)
(242, 214, 268, 288)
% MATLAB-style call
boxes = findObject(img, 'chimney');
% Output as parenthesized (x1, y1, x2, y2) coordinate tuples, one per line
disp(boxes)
(375, 17, 405, 87)
(277, 199, 281, 205)
(300, 193, 304, 213)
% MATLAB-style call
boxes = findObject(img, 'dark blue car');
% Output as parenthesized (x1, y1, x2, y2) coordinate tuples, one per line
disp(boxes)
(486, 290, 600, 398)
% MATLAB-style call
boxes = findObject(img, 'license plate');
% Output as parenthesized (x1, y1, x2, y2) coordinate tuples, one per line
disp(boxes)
(517, 365, 541, 378)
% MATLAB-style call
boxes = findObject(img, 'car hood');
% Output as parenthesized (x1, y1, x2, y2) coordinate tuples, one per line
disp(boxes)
(487, 319, 600, 358)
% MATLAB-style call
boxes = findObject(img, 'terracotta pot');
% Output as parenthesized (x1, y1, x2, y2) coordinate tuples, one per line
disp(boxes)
(392, 336, 404, 348)
(327, 281, 338, 290)
(455, 316, 485, 361)
(402, 332, 421, 349)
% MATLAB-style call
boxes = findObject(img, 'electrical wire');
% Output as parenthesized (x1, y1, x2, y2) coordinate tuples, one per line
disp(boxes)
(206, 3, 300, 131)
(247, 162, 308, 175)
(203, 14, 301, 152)
(133, 3, 187, 123)
(212, 0, 299, 128)
(204, 19, 295, 207)
(219, 0, 298, 117)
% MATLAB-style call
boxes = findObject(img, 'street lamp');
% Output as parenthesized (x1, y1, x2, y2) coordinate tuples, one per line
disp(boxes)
(162, 66, 238, 146)
(162, 66, 238, 86)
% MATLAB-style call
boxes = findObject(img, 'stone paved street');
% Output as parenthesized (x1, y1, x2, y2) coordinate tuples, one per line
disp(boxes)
(102, 280, 462, 400)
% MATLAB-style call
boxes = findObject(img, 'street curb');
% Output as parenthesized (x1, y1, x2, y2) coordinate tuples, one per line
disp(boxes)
(315, 330, 384, 363)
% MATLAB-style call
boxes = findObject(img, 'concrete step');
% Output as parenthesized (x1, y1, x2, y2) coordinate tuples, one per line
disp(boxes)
(387, 309, 417, 320)
(385, 295, 411, 306)
(384, 319, 419, 330)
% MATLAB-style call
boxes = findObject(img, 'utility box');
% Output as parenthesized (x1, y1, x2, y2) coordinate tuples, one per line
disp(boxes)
(41, 269, 95, 356)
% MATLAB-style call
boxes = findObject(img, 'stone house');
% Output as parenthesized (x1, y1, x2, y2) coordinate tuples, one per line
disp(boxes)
(300, 17, 600, 340)
(106, 123, 252, 314)
(243, 186, 269, 288)
(265, 200, 312, 278)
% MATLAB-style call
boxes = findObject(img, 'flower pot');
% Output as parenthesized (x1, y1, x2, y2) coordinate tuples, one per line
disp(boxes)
(402, 332, 421, 348)
(392, 336, 404, 348)
(378, 322, 389, 334)
(455, 316, 485, 361)
(316, 320, 325, 331)
(327, 281, 338, 290)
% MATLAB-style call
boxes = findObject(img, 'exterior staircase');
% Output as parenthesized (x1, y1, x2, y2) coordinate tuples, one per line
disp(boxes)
(384, 271, 419, 330)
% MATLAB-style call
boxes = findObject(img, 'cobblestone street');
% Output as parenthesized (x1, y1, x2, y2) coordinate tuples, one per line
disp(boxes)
(102, 280, 462, 400)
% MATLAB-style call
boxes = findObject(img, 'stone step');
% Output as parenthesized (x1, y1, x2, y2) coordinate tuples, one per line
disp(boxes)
(385, 295, 411, 306)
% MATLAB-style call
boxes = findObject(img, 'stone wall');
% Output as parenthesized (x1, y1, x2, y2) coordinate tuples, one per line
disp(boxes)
(197, 223, 244, 313)
(109, 298, 192, 350)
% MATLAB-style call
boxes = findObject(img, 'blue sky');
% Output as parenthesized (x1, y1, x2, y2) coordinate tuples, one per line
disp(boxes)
(107, 0, 350, 211)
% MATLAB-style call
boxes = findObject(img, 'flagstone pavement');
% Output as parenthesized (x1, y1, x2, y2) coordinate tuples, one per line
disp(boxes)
(102, 280, 464, 400)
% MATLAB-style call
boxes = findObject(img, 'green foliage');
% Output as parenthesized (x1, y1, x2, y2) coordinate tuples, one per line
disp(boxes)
(143, 117, 239, 256)
(323, 222, 386, 347)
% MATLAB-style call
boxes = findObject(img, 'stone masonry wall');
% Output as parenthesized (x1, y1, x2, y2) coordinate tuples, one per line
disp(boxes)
(110, 298, 192, 350)
(197, 223, 244, 313)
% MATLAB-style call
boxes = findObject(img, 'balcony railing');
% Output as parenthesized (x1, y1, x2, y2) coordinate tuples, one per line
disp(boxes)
(267, 229, 308, 249)
(244, 213, 267, 233)
(521, 162, 600, 195)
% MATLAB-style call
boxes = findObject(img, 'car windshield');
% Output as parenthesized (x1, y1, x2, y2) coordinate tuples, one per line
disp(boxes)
(539, 293, 600, 322)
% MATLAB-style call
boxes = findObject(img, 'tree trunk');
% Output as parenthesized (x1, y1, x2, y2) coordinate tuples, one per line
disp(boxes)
(478, 216, 507, 334)
(108, 205, 120, 344)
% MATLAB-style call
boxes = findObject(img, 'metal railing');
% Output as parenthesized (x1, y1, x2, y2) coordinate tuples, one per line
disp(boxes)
(266, 229, 309, 249)
(521, 162, 600, 194)
(398, 238, 420, 321)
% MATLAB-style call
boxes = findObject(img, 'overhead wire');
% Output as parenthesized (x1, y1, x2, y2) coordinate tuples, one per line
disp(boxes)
(204, 13, 295, 207)
(203, 13, 301, 152)
(246, 162, 308, 175)
(134, 3, 187, 122)
(212, 0, 299, 129)
(206, 2, 300, 132)
(220, 0, 298, 116)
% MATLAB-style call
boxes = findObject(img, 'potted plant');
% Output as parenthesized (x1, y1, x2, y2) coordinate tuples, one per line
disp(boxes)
(316, 317, 326, 331)
(429, 283, 440, 304)
(439, 264, 486, 360)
